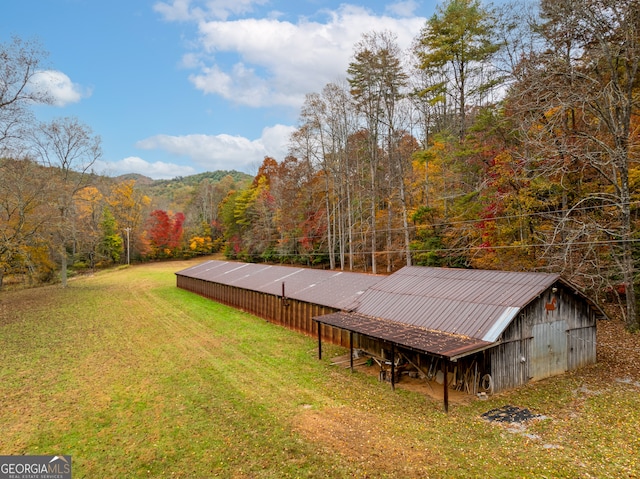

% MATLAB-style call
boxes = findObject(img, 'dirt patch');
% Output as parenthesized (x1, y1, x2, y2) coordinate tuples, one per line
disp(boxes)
(0, 285, 59, 327)
(293, 406, 436, 477)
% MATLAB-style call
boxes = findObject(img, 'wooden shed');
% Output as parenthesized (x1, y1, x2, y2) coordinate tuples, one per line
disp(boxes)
(314, 266, 604, 398)
(177, 261, 604, 406)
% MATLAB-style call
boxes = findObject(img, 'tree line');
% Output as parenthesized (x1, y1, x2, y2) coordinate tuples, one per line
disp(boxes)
(1, 0, 638, 331)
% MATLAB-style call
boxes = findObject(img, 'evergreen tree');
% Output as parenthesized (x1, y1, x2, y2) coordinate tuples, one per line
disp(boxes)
(416, 0, 502, 139)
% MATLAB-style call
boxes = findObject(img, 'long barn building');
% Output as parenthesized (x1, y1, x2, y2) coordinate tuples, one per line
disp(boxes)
(176, 260, 604, 399)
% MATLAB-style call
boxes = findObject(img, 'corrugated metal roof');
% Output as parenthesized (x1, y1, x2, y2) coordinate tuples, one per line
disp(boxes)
(316, 311, 493, 360)
(350, 266, 562, 342)
(176, 260, 384, 310)
(178, 261, 601, 359)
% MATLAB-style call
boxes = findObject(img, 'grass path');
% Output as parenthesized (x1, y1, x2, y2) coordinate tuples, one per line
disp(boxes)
(1, 259, 639, 478)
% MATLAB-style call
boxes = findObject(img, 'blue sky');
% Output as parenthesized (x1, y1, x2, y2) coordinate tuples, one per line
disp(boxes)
(2, 0, 440, 179)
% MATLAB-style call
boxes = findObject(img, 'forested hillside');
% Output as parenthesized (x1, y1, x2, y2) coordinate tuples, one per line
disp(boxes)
(0, 160, 251, 286)
(1, 0, 638, 329)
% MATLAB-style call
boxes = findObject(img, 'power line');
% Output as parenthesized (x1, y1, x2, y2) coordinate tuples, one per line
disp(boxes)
(229, 199, 640, 245)
(237, 224, 640, 255)
(234, 236, 640, 260)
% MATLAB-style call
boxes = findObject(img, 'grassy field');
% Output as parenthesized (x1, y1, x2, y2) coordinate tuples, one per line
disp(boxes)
(1, 259, 639, 478)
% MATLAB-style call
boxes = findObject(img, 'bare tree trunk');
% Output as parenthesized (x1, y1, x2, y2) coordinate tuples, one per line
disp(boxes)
(386, 196, 393, 273)
(619, 157, 638, 330)
(399, 174, 412, 267)
(60, 244, 68, 287)
(370, 161, 377, 275)
(324, 171, 335, 270)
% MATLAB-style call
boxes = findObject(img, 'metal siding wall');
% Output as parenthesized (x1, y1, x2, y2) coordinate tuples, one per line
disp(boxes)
(567, 321, 597, 370)
(489, 313, 529, 393)
(491, 284, 597, 393)
(530, 320, 568, 380)
(490, 338, 528, 392)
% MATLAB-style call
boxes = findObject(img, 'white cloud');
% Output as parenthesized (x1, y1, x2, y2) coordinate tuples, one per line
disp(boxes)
(182, 4, 426, 108)
(29, 70, 91, 107)
(135, 124, 296, 172)
(96, 156, 196, 180)
(385, 0, 420, 17)
(154, 0, 268, 22)
(154, 0, 193, 21)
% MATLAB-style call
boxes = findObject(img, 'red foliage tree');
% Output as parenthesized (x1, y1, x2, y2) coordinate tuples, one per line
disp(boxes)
(170, 212, 185, 249)
(146, 210, 185, 258)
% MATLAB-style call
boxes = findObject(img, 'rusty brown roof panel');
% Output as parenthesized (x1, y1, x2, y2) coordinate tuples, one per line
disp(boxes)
(315, 311, 493, 360)
(176, 260, 383, 310)
(178, 260, 234, 279)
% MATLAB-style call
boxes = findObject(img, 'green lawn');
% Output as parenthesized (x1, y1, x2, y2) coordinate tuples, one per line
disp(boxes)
(1, 259, 639, 478)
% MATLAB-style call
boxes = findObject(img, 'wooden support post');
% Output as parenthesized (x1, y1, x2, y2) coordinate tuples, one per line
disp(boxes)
(280, 282, 285, 323)
(443, 359, 449, 413)
(390, 344, 395, 391)
(317, 322, 322, 360)
(349, 331, 354, 373)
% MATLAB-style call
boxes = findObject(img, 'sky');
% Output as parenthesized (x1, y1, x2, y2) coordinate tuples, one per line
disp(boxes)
(2, 0, 441, 179)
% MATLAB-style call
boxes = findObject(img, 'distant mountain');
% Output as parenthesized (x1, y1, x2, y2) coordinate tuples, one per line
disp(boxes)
(130, 170, 253, 211)
(113, 170, 252, 189)
(114, 173, 155, 186)
(150, 170, 252, 187)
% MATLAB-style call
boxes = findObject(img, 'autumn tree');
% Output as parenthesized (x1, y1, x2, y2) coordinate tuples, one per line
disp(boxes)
(219, 188, 243, 258)
(187, 222, 214, 257)
(107, 179, 151, 262)
(508, 0, 640, 330)
(186, 174, 241, 245)
(98, 206, 123, 264)
(231, 174, 277, 261)
(269, 155, 319, 264)
(291, 82, 359, 269)
(410, 0, 506, 268)
(0, 157, 55, 286)
(73, 185, 105, 269)
(28, 117, 102, 286)
(348, 31, 409, 273)
(145, 210, 185, 258)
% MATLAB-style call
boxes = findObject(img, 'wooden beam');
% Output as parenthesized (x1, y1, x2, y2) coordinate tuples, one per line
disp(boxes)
(317, 322, 322, 360)
(349, 331, 354, 373)
(390, 344, 395, 391)
(444, 360, 449, 413)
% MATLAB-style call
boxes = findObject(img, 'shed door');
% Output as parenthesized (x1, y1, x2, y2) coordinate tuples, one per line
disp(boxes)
(529, 320, 567, 381)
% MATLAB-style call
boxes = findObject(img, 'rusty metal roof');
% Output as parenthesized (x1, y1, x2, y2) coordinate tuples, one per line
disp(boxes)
(176, 260, 384, 310)
(348, 266, 561, 342)
(178, 262, 600, 360)
(315, 311, 493, 360)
